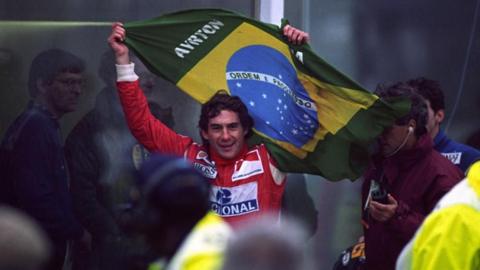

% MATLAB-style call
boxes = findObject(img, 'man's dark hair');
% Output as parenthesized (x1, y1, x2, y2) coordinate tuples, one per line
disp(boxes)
(198, 90, 254, 145)
(134, 154, 211, 257)
(138, 155, 210, 227)
(28, 48, 85, 98)
(406, 77, 445, 113)
(375, 82, 428, 137)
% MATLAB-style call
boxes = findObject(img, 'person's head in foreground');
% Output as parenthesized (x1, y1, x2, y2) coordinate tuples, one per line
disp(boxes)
(134, 154, 211, 259)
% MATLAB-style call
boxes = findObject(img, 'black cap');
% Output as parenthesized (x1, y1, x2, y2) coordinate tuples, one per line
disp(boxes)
(136, 154, 210, 223)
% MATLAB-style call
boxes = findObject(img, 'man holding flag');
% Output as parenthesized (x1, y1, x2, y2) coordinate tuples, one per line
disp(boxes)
(108, 9, 406, 182)
(108, 21, 309, 226)
(107, 9, 407, 229)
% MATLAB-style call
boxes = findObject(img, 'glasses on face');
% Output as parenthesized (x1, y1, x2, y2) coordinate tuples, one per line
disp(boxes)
(54, 78, 86, 88)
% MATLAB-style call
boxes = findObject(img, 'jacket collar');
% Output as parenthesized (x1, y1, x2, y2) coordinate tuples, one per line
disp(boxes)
(433, 129, 449, 148)
(29, 100, 59, 123)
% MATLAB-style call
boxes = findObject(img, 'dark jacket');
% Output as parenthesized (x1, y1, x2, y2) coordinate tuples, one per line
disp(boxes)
(361, 134, 463, 270)
(0, 102, 83, 242)
(64, 87, 166, 270)
(434, 129, 480, 172)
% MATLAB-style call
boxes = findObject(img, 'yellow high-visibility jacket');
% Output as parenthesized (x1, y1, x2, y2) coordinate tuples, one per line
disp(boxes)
(149, 211, 231, 270)
(396, 161, 480, 270)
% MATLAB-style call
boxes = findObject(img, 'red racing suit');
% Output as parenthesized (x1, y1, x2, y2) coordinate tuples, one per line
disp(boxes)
(116, 64, 286, 226)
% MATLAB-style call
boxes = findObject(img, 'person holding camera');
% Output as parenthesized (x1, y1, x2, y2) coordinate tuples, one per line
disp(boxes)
(359, 82, 463, 270)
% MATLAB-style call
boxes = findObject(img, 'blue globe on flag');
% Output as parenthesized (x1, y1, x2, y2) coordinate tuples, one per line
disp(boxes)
(226, 45, 319, 148)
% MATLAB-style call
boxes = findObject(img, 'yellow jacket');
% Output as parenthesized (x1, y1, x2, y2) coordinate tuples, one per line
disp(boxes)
(149, 211, 231, 270)
(396, 161, 480, 270)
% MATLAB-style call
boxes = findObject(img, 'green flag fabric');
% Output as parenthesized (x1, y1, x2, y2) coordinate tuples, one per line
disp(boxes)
(124, 9, 408, 181)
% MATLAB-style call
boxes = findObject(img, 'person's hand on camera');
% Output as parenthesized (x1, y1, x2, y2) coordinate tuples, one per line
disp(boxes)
(368, 194, 398, 222)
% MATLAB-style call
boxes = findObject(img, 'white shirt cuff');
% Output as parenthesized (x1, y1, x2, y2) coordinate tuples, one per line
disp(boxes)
(116, 63, 139, 82)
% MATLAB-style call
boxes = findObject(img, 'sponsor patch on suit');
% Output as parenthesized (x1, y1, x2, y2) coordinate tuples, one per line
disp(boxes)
(193, 150, 217, 179)
(442, 152, 462, 165)
(231, 149, 264, 181)
(210, 182, 259, 217)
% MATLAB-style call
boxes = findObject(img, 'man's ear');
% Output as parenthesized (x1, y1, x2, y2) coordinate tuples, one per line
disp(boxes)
(435, 109, 445, 124)
(36, 78, 49, 95)
(408, 119, 417, 131)
(201, 129, 209, 140)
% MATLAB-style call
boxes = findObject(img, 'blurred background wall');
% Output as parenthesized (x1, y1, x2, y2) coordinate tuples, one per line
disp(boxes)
(1, 0, 479, 268)
(0, 0, 256, 140)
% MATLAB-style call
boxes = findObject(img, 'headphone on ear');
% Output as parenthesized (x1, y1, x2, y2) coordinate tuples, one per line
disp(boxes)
(408, 126, 414, 133)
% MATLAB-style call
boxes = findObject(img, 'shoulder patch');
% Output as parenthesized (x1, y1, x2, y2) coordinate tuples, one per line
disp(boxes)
(269, 162, 286, 185)
(441, 152, 462, 165)
(265, 150, 285, 185)
(232, 149, 264, 181)
(191, 149, 217, 179)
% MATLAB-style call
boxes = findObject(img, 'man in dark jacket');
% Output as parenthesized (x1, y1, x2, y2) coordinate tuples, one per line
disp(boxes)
(65, 50, 174, 270)
(406, 77, 480, 172)
(0, 48, 90, 270)
(360, 82, 463, 270)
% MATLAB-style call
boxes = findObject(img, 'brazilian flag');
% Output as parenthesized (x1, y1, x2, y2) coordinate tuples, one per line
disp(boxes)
(124, 9, 408, 181)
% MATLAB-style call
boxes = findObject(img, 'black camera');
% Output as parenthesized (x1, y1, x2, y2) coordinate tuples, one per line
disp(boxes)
(369, 180, 388, 204)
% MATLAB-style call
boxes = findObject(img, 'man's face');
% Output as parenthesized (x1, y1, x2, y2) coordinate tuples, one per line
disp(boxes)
(425, 100, 437, 133)
(424, 100, 444, 138)
(45, 72, 84, 117)
(201, 110, 247, 160)
(379, 124, 411, 156)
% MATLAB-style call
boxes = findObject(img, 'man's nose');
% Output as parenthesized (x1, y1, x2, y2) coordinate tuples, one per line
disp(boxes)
(220, 128, 231, 140)
(71, 84, 82, 95)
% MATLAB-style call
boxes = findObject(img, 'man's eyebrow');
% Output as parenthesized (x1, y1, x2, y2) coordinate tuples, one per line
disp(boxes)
(208, 122, 241, 129)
